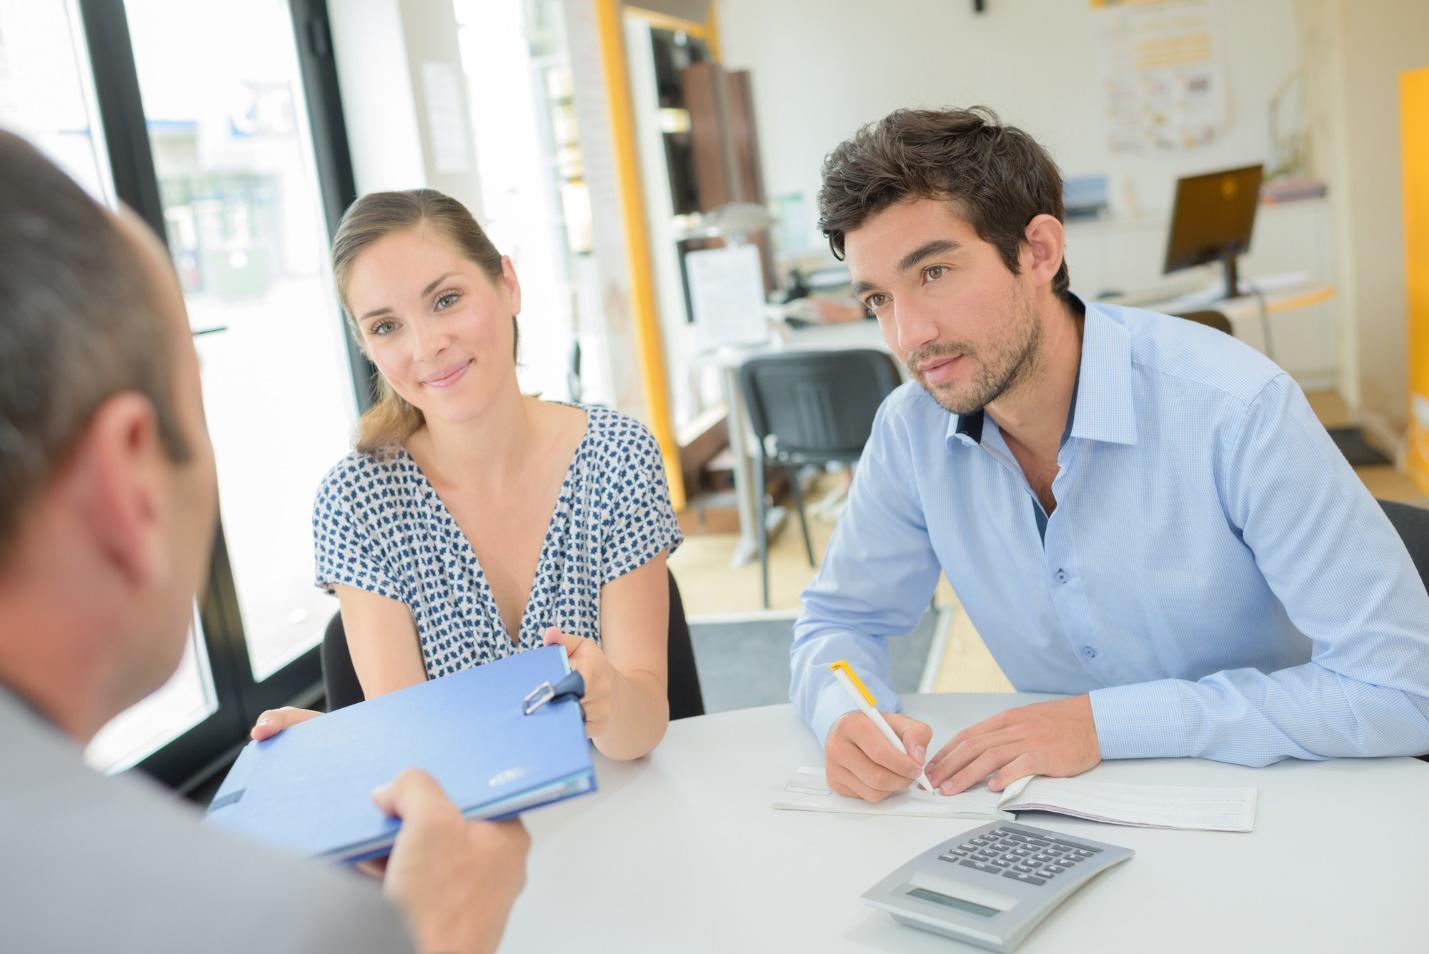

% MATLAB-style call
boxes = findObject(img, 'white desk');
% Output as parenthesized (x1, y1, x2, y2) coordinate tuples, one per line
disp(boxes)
(504, 693, 1429, 953)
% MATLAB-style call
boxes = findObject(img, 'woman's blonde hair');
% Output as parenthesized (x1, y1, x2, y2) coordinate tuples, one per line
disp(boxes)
(330, 189, 516, 455)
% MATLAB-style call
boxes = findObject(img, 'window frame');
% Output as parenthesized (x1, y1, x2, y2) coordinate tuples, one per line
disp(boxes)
(75, 0, 369, 793)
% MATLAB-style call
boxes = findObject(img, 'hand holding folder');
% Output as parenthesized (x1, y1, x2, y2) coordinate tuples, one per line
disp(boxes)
(541, 626, 612, 734)
(207, 645, 596, 863)
(373, 770, 531, 954)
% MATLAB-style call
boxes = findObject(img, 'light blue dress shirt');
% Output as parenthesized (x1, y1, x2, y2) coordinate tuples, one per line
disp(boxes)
(791, 299, 1429, 765)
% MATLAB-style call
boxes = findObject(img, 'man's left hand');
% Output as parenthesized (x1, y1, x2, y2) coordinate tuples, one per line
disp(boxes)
(925, 695, 1102, 794)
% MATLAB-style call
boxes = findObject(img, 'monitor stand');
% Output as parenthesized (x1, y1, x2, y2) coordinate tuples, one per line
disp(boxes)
(1219, 250, 1240, 302)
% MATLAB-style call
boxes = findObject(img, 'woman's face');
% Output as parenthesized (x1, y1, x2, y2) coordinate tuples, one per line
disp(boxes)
(344, 225, 520, 424)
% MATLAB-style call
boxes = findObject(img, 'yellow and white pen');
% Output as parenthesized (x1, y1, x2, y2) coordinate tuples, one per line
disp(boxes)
(829, 659, 934, 793)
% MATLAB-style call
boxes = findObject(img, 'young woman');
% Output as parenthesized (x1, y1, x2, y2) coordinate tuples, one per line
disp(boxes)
(254, 189, 680, 760)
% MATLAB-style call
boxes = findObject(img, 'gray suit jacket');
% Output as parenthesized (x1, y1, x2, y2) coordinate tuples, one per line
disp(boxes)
(0, 687, 413, 953)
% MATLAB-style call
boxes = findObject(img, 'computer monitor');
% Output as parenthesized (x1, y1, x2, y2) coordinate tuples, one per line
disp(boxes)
(1163, 163, 1263, 301)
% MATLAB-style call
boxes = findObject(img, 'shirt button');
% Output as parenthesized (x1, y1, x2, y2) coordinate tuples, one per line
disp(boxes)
(1055, 569, 1069, 584)
(1080, 645, 1098, 659)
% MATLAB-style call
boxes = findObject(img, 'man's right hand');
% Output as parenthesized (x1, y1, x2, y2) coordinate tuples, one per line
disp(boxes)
(824, 711, 933, 802)
(373, 769, 530, 954)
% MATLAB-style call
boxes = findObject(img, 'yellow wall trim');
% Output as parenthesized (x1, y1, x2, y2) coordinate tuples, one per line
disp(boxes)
(1402, 66, 1429, 494)
(624, 5, 708, 39)
(595, 0, 686, 509)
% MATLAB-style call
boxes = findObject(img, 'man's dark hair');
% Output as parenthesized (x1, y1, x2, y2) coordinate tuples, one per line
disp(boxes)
(818, 106, 1072, 302)
(0, 131, 190, 557)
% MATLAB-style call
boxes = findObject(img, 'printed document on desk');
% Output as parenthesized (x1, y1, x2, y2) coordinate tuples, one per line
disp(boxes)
(206, 645, 595, 862)
(774, 767, 1255, 832)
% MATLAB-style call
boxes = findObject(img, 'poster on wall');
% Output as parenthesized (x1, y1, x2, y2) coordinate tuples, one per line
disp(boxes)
(1092, 0, 1227, 153)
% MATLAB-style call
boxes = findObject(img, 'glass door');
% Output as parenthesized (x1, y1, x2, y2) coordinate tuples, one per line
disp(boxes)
(124, 0, 357, 690)
(0, 0, 363, 790)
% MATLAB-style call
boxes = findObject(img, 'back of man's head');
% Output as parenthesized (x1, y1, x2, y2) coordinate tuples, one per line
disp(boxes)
(0, 131, 189, 564)
(817, 107, 1072, 301)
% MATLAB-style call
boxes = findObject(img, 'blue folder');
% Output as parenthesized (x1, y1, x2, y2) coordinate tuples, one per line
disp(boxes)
(205, 645, 594, 863)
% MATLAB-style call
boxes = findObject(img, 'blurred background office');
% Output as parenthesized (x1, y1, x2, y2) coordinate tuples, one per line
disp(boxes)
(3, 0, 1425, 799)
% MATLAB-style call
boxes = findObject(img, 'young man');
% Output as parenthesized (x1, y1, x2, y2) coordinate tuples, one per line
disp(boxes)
(0, 131, 527, 953)
(790, 107, 1429, 803)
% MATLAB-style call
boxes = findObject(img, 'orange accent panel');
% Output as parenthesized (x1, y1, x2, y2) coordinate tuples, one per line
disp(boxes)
(1402, 67, 1429, 494)
(595, 0, 685, 509)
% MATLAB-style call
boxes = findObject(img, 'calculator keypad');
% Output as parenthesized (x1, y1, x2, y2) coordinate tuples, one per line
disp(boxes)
(937, 826, 1102, 886)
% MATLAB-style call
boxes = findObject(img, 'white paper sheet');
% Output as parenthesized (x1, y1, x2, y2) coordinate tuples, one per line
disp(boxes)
(773, 768, 1016, 820)
(1006, 777, 1256, 833)
(773, 767, 1256, 832)
(685, 244, 769, 349)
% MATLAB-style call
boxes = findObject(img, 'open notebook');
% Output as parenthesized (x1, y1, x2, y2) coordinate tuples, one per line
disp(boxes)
(774, 767, 1256, 832)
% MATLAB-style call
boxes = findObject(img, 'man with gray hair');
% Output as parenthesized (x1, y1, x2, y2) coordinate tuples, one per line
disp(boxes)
(0, 130, 527, 954)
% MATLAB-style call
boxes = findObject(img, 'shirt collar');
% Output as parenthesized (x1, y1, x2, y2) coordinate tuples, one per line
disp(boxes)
(1069, 299, 1138, 446)
(944, 295, 1138, 448)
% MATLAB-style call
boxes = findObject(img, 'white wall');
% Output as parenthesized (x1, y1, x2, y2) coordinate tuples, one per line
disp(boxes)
(714, 0, 1304, 249)
(716, 0, 1429, 451)
(1298, 0, 1429, 451)
(328, 0, 484, 218)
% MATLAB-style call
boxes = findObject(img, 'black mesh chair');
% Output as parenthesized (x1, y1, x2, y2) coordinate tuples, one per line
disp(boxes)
(738, 349, 902, 607)
(1377, 499, 1429, 763)
(322, 568, 705, 720)
(1380, 499, 1429, 586)
(1174, 310, 1234, 335)
(320, 610, 364, 713)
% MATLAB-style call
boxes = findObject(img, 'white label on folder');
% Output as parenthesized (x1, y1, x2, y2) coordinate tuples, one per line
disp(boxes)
(489, 767, 527, 787)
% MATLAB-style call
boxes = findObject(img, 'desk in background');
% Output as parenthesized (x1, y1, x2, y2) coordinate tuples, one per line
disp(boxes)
(1067, 197, 1339, 390)
(504, 693, 1428, 953)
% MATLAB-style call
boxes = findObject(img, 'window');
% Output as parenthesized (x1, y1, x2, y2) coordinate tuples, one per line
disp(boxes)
(126, 0, 356, 680)
(0, 0, 362, 790)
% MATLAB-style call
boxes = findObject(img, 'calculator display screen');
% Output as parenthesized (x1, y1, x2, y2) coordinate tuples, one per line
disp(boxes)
(905, 887, 999, 918)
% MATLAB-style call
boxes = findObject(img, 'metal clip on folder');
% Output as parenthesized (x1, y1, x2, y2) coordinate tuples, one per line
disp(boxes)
(522, 671, 585, 717)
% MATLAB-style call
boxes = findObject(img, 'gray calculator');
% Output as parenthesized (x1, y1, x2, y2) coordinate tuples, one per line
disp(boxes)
(861, 821, 1133, 952)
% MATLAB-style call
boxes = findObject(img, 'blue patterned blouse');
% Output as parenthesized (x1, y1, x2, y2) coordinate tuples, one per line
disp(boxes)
(312, 404, 682, 679)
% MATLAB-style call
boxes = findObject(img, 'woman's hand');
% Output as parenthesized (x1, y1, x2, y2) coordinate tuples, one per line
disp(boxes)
(541, 627, 617, 739)
(250, 706, 322, 741)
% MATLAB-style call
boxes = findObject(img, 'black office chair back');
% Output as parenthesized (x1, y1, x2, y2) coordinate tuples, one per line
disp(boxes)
(1379, 499, 1429, 592)
(322, 568, 705, 720)
(1376, 499, 1429, 762)
(664, 569, 704, 720)
(739, 350, 901, 463)
(320, 610, 364, 712)
(1174, 310, 1233, 336)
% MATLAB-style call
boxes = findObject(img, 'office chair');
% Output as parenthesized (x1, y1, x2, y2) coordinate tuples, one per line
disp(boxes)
(737, 349, 902, 608)
(1173, 310, 1234, 335)
(322, 568, 706, 720)
(1377, 499, 1429, 763)
(1379, 498, 1429, 587)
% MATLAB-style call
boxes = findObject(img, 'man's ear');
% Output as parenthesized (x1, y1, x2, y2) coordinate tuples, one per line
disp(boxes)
(66, 393, 169, 589)
(1022, 214, 1066, 290)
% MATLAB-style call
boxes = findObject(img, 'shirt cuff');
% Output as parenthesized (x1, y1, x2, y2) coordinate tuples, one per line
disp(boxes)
(1089, 680, 1192, 760)
(810, 684, 861, 747)
(809, 674, 901, 746)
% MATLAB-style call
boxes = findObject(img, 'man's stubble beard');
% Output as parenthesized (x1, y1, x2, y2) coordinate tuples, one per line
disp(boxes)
(912, 286, 1044, 416)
